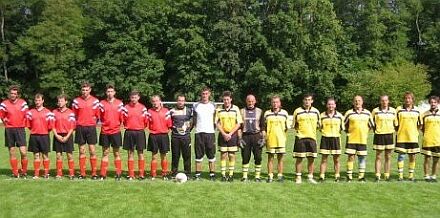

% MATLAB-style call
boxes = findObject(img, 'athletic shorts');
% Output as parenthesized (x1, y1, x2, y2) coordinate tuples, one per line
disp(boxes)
(320, 137, 341, 155)
(373, 133, 394, 150)
(99, 132, 122, 148)
(293, 137, 318, 158)
(75, 125, 97, 145)
(4, 127, 26, 147)
(266, 147, 286, 154)
(395, 143, 420, 154)
(195, 133, 216, 162)
(345, 144, 367, 156)
(29, 134, 50, 153)
(53, 133, 74, 153)
(123, 130, 146, 151)
(421, 146, 440, 157)
(148, 133, 170, 154)
(218, 132, 239, 152)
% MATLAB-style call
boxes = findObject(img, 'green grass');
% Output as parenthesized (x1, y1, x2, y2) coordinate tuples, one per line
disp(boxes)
(0, 127, 439, 218)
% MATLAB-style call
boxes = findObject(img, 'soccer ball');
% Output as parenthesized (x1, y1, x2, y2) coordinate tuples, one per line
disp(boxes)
(175, 173, 188, 183)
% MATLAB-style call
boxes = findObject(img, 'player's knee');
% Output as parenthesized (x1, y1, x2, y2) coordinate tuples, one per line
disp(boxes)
(397, 153, 405, 162)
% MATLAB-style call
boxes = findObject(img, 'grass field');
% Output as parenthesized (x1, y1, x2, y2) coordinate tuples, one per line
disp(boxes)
(0, 127, 439, 218)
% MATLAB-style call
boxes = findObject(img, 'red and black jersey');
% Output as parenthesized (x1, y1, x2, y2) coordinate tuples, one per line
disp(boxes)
(0, 98, 29, 128)
(72, 96, 100, 126)
(53, 108, 76, 134)
(26, 107, 54, 134)
(99, 98, 124, 135)
(123, 102, 148, 130)
(147, 107, 172, 134)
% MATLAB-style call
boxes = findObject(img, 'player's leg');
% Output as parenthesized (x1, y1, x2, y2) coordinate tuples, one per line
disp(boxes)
(267, 153, 274, 182)
(432, 156, 439, 182)
(220, 151, 228, 181)
(228, 152, 236, 181)
(194, 134, 203, 179)
(333, 154, 340, 182)
(182, 136, 191, 177)
(384, 149, 392, 181)
(347, 154, 355, 181)
(160, 152, 168, 179)
(67, 152, 75, 179)
(375, 150, 383, 181)
(78, 144, 87, 178)
(319, 154, 328, 181)
(127, 149, 135, 180)
(86, 127, 98, 179)
(277, 153, 284, 182)
(159, 135, 170, 178)
(307, 140, 318, 183)
(42, 152, 50, 178)
(397, 152, 405, 181)
(56, 152, 63, 179)
(170, 136, 180, 176)
(358, 155, 367, 181)
(113, 147, 122, 179)
(253, 141, 263, 182)
(6, 129, 19, 177)
(17, 128, 28, 177)
(424, 154, 431, 181)
(138, 149, 145, 179)
(295, 157, 303, 183)
(41, 135, 51, 178)
(241, 135, 252, 181)
(100, 146, 110, 179)
(408, 153, 416, 181)
(207, 133, 216, 180)
(33, 152, 41, 179)
(148, 135, 158, 179)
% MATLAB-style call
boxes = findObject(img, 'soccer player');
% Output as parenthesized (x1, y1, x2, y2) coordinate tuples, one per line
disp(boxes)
(169, 95, 193, 178)
(147, 95, 172, 180)
(262, 95, 288, 183)
(26, 94, 54, 179)
(344, 95, 374, 182)
(122, 91, 148, 180)
(372, 95, 396, 181)
(98, 85, 124, 180)
(292, 94, 320, 184)
(421, 96, 440, 182)
(395, 92, 421, 182)
(193, 87, 217, 180)
(215, 91, 242, 182)
(52, 94, 76, 180)
(319, 98, 344, 182)
(72, 82, 100, 179)
(239, 94, 264, 182)
(0, 85, 29, 178)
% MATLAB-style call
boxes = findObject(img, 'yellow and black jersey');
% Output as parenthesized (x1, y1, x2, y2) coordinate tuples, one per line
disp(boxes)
(395, 106, 421, 143)
(371, 107, 397, 134)
(292, 107, 320, 140)
(320, 111, 344, 137)
(215, 104, 242, 133)
(344, 109, 374, 145)
(262, 109, 289, 148)
(421, 109, 440, 147)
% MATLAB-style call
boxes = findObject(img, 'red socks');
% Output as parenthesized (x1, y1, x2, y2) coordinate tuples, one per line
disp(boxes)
(43, 160, 50, 175)
(128, 160, 135, 178)
(114, 159, 122, 176)
(138, 159, 145, 177)
(150, 160, 157, 177)
(100, 160, 108, 177)
(68, 160, 75, 177)
(161, 160, 168, 176)
(90, 157, 97, 176)
(79, 157, 86, 176)
(56, 160, 63, 176)
(10, 159, 18, 176)
(21, 159, 28, 175)
(34, 160, 41, 177)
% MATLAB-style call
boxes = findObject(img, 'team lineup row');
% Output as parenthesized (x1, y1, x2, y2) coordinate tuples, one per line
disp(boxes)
(1, 83, 439, 184)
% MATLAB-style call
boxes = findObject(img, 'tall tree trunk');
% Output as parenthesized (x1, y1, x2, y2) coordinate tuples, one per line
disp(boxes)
(0, 7, 8, 81)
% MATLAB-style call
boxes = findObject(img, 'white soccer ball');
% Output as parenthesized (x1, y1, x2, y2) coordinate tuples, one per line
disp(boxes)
(175, 173, 188, 183)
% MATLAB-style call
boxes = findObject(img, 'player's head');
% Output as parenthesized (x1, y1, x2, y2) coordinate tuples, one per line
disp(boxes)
(34, 93, 44, 108)
(150, 95, 162, 109)
(352, 95, 363, 109)
(81, 82, 92, 98)
(403, 91, 415, 107)
(57, 94, 68, 108)
(222, 91, 232, 107)
(176, 94, 186, 109)
(302, 93, 314, 108)
(326, 97, 336, 112)
(8, 85, 20, 101)
(429, 96, 439, 110)
(246, 94, 256, 109)
(129, 90, 140, 104)
(105, 84, 116, 100)
(379, 95, 389, 108)
(200, 86, 211, 103)
(271, 95, 281, 110)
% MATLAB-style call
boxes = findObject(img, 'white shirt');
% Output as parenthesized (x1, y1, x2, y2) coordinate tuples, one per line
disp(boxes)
(193, 101, 216, 133)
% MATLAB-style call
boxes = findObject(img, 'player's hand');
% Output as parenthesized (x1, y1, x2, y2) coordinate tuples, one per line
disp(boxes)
(239, 139, 246, 149)
(55, 135, 63, 142)
(257, 138, 265, 148)
(223, 133, 231, 141)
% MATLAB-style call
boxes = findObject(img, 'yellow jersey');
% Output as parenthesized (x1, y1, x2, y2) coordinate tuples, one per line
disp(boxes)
(421, 109, 440, 147)
(215, 104, 242, 133)
(320, 111, 344, 137)
(371, 107, 396, 134)
(263, 109, 289, 148)
(344, 109, 374, 145)
(292, 107, 320, 140)
(395, 106, 421, 143)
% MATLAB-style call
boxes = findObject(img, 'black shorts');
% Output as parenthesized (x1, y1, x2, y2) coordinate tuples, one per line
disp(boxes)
(123, 130, 146, 151)
(395, 142, 420, 154)
(373, 133, 394, 150)
(99, 132, 122, 148)
(218, 132, 239, 152)
(4, 127, 26, 147)
(195, 133, 216, 162)
(345, 144, 367, 156)
(320, 137, 341, 155)
(53, 133, 74, 153)
(29, 134, 50, 153)
(148, 133, 170, 154)
(75, 126, 97, 145)
(422, 146, 440, 157)
(293, 137, 317, 158)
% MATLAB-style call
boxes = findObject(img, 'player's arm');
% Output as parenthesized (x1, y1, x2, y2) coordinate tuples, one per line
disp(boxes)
(166, 109, 172, 131)
(344, 111, 350, 131)
(368, 112, 375, 130)
(229, 107, 243, 135)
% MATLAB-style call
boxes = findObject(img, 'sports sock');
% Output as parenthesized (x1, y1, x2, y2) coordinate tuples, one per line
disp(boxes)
(221, 159, 226, 177)
(347, 160, 354, 179)
(114, 159, 122, 176)
(139, 159, 145, 177)
(161, 160, 168, 176)
(90, 157, 97, 176)
(43, 160, 50, 176)
(10, 159, 18, 176)
(56, 159, 63, 176)
(228, 159, 235, 177)
(68, 160, 75, 176)
(409, 160, 416, 179)
(79, 156, 86, 176)
(33, 160, 41, 177)
(255, 165, 261, 179)
(242, 164, 249, 179)
(21, 159, 28, 175)
(128, 160, 135, 178)
(100, 160, 108, 177)
(150, 160, 157, 177)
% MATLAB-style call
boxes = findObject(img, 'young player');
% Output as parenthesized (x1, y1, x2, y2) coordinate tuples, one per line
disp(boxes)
(122, 91, 148, 180)
(372, 95, 396, 181)
(72, 82, 100, 179)
(262, 95, 288, 183)
(319, 98, 344, 182)
(98, 85, 124, 180)
(52, 94, 76, 180)
(0, 85, 29, 178)
(26, 94, 54, 179)
(147, 95, 172, 180)
(395, 92, 421, 181)
(344, 95, 374, 182)
(169, 95, 193, 178)
(239, 94, 264, 182)
(215, 91, 242, 182)
(193, 87, 217, 180)
(421, 96, 440, 182)
(292, 94, 320, 184)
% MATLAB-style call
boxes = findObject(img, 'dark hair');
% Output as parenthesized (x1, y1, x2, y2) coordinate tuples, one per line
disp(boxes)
(130, 90, 140, 97)
(404, 91, 415, 101)
(222, 91, 232, 98)
(57, 94, 68, 101)
(106, 84, 115, 91)
(81, 82, 92, 88)
(8, 85, 20, 93)
(326, 97, 336, 104)
(200, 86, 211, 93)
(176, 94, 186, 100)
(34, 93, 44, 100)
(429, 95, 439, 103)
(303, 93, 314, 99)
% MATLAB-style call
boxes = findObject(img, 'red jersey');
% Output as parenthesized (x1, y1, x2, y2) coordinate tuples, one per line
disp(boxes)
(0, 98, 29, 128)
(72, 96, 100, 127)
(53, 108, 76, 134)
(123, 102, 148, 130)
(26, 107, 54, 134)
(99, 98, 124, 135)
(147, 107, 172, 134)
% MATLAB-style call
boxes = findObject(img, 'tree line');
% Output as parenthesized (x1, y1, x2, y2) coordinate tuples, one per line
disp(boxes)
(0, 0, 438, 111)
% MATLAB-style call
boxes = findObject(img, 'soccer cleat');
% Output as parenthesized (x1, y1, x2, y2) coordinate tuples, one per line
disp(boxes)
(12, 174, 20, 179)
(138, 176, 145, 181)
(209, 174, 216, 181)
(318, 178, 325, 183)
(44, 174, 50, 179)
(150, 177, 156, 181)
(21, 173, 28, 179)
(240, 177, 248, 182)
(91, 175, 99, 180)
(69, 176, 75, 180)
(408, 178, 416, 183)
(375, 177, 381, 182)
(221, 176, 228, 182)
(78, 175, 85, 180)
(295, 177, 302, 184)
(266, 178, 273, 183)
(308, 178, 317, 184)
(55, 175, 63, 180)
(397, 177, 404, 182)
(424, 176, 431, 182)
(115, 175, 121, 181)
(32, 176, 39, 180)
(100, 176, 107, 181)
(185, 174, 191, 181)
(334, 177, 340, 183)
(228, 176, 234, 182)
(277, 176, 285, 183)
(431, 178, 438, 183)
(255, 178, 262, 183)
(358, 178, 366, 183)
